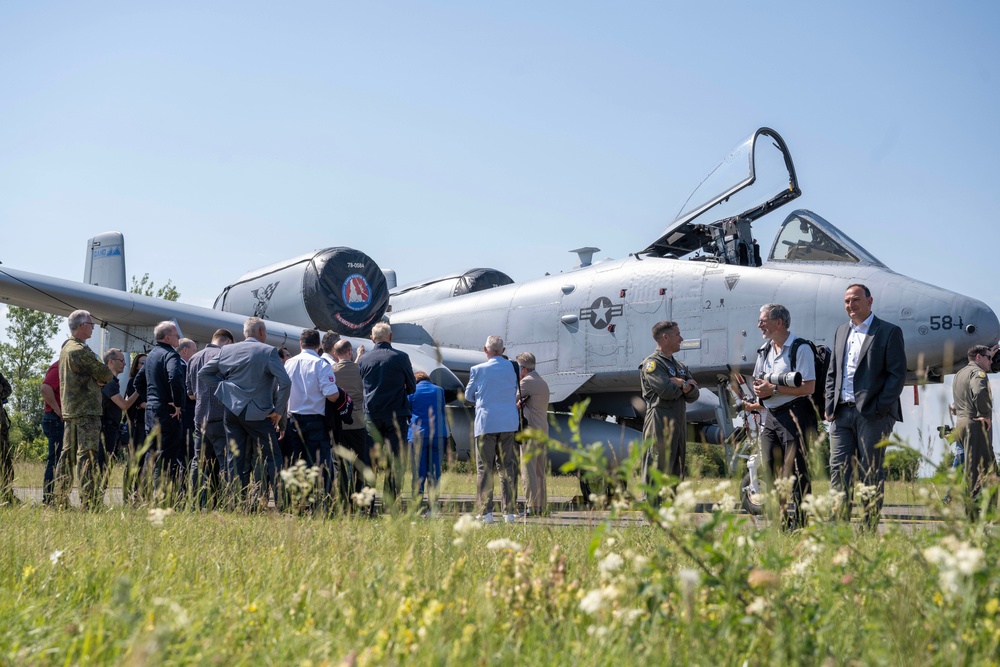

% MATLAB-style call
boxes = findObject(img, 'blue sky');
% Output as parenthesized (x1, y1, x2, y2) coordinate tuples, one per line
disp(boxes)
(1, 1, 998, 461)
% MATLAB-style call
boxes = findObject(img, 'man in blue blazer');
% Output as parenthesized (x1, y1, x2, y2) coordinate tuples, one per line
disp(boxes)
(824, 284, 906, 530)
(199, 317, 291, 511)
(465, 335, 521, 524)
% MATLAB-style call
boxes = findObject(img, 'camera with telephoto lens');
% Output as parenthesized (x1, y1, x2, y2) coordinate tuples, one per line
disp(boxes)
(758, 371, 802, 387)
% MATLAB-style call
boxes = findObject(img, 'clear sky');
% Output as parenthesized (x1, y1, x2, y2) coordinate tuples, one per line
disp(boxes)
(1, 1, 998, 465)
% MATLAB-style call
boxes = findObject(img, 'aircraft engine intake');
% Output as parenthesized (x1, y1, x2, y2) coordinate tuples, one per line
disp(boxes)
(213, 247, 389, 336)
(389, 268, 514, 312)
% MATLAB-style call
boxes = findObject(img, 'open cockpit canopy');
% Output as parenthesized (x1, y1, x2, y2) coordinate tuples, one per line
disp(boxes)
(643, 127, 800, 265)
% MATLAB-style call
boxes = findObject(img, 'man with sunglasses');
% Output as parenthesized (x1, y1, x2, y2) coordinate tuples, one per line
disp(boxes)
(744, 304, 817, 530)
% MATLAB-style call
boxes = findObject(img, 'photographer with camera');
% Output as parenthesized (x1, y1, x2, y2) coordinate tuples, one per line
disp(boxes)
(744, 304, 817, 530)
(953, 343, 998, 521)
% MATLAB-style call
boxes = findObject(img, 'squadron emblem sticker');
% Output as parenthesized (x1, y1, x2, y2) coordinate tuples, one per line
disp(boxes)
(251, 281, 279, 318)
(343, 274, 372, 311)
(644, 360, 656, 373)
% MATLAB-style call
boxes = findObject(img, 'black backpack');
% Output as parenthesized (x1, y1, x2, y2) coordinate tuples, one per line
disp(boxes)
(757, 337, 831, 412)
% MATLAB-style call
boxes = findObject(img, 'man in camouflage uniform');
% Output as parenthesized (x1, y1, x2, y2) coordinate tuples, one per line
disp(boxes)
(0, 370, 13, 504)
(953, 344, 997, 521)
(640, 321, 700, 504)
(55, 310, 113, 510)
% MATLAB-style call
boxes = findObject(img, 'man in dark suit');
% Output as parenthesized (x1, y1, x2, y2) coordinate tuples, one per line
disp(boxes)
(136, 321, 187, 500)
(824, 284, 906, 530)
(359, 322, 415, 514)
(199, 317, 291, 511)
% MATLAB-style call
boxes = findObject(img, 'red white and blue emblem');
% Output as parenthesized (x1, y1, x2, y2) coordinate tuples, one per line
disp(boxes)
(342, 274, 372, 311)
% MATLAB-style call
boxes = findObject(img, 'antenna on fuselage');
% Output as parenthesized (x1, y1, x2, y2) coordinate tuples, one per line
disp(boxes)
(570, 247, 600, 268)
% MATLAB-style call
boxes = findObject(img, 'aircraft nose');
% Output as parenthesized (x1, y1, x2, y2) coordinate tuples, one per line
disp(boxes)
(962, 297, 1000, 344)
(880, 279, 999, 378)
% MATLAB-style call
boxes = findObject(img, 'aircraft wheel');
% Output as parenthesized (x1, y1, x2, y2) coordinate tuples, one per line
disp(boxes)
(740, 473, 766, 516)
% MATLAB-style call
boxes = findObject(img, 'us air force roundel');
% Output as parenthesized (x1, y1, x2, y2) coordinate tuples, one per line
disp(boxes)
(644, 360, 656, 373)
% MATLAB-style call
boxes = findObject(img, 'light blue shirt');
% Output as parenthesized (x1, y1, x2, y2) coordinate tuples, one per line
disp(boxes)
(465, 355, 520, 437)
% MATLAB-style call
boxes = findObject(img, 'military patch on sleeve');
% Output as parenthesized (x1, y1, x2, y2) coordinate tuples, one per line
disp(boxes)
(644, 361, 656, 373)
(977, 371, 987, 379)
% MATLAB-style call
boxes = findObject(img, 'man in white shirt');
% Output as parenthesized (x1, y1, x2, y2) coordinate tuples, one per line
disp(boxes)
(284, 329, 340, 509)
(744, 304, 817, 529)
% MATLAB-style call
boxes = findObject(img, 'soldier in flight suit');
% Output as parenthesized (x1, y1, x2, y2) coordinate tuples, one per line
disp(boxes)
(952, 344, 997, 521)
(640, 321, 700, 504)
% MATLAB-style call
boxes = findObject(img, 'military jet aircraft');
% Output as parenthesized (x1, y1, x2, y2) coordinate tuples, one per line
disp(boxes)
(0, 127, 996, 468)
(384, 128, 1000, 447)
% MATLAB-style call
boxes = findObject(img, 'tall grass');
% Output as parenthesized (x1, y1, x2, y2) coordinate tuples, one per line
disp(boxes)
(2, 483, 999, 665)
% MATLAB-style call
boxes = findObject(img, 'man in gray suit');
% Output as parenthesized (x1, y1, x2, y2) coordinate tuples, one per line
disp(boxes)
(824, 283, 906, 530)
(199, 317, 291, 511)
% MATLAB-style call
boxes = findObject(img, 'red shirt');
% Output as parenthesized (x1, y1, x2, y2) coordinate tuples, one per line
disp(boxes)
(42, 361, 61, 413)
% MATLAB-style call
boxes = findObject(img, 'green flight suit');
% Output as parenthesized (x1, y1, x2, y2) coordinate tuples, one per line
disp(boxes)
(953, 360, 995, 520)
(640, 350, 700, 497)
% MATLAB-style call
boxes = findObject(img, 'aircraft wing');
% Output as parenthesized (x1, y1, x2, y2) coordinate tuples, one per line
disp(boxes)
(543, 372, 596, 404)
(0, 264, 464, 393)
(431, 345, 594, 403)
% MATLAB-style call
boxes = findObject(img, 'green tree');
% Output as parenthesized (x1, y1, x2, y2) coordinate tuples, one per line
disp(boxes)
(129, 273, 180, 301)
(0, 306, 62, 444)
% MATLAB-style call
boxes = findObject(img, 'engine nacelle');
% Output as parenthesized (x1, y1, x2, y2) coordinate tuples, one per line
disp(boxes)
(213, 247, 389, 336)
(388, 268, 513, 313)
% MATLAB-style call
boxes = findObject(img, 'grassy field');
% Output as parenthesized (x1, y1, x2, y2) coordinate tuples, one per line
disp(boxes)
(10, 461, 950, 506)
(3, 463, 1000, 665)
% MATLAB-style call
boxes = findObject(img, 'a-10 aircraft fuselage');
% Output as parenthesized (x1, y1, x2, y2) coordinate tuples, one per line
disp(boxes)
(388, 209, 999, 421)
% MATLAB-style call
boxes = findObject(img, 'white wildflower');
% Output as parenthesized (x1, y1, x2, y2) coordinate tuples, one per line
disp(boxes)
(800, 489, 845, 521)
(453, 513, 481, 536)
(787, 555, 813, 577)
(917, 486, 930, 499)
(855, 481, 879, 503)
(579, 589, 606, 615)
(631, 554, 650, 571)
(597, 552, 625, 578)
(832, 547, 850, 567)
(147, 508, 174, 527)
(586, 625, 610, 638)
(49, 550, 63, 565)
(351, 486, 377, 508)
(736, 534, 756, 548)
(773, 475, 796, 498)
(579, 585, 621, 615)
(746, 596, 768, 615)
(614, 608, 644, 626)
(714, 492, 738, 513)
(611, 497, 630, 511)
(923, 535, 985, 599)
(486, 538, 523, 552)
(678, 568, 701, 596)
(713, 480, 733, 495)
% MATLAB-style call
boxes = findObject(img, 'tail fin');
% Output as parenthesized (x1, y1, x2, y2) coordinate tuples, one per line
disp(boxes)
(84, 232, 126, 290)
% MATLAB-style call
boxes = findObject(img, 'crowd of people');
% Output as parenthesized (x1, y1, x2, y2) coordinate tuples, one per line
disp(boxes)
(12, 282, 996, 525)
(641, 283, 996, 529)
(35, 314, 553, 518)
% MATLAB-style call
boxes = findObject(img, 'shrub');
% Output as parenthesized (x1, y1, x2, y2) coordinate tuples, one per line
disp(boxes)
(885, 446, 921, 481)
